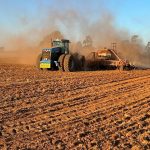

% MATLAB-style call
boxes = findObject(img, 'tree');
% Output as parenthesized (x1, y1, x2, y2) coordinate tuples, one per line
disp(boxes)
(131, 35, 139, 44)
(83, 36, 93, 47)
(145, 42, 150, 54)
(39, 30, 64, 48)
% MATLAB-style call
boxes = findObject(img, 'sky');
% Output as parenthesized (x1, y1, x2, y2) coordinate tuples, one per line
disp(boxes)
(0, 0, 150, 45)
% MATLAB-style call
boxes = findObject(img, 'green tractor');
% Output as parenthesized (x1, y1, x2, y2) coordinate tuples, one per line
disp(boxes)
(37, 39, 84, 72)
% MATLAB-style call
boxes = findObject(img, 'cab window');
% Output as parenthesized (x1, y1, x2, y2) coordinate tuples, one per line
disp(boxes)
(53, 41, 63, 47)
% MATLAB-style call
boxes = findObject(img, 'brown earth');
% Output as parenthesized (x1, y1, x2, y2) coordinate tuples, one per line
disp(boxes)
(0, 64, 150, 150)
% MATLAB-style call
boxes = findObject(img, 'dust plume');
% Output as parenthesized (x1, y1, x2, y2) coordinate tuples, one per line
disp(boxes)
(0, 3, 149, 67)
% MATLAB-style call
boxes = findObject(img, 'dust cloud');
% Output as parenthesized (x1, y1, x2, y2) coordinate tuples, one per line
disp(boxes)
(0, 5, 149, 67)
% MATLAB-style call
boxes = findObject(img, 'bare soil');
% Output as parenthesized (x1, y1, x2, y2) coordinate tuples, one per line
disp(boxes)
(0, 64, 150, 150)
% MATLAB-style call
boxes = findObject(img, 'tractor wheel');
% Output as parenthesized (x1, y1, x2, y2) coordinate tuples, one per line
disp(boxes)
(81, 56, 86, 71)
(63, 54, 75, 72)
(36, 53, 42, 70)
(58, 54, 66, 71)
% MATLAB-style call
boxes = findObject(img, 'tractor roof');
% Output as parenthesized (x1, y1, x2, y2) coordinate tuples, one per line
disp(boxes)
(53, 39, 70, 43)
(61, 39, 70, 43)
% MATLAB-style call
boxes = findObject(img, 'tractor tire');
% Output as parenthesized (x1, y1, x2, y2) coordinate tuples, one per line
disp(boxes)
(58, 54, 66, 71)
(36, 53, 42, 70)
(81, 56, 86, 71)
(63, 54, 75, 72)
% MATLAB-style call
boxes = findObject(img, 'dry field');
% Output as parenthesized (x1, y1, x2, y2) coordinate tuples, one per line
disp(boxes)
(0, 64, 150, 150)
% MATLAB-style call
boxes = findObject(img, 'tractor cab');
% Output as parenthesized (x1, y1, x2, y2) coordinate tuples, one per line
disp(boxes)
(52, 39, 70, 54)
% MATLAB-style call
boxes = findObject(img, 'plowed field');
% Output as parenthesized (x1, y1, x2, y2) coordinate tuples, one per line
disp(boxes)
(0, 64, 150, 150)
